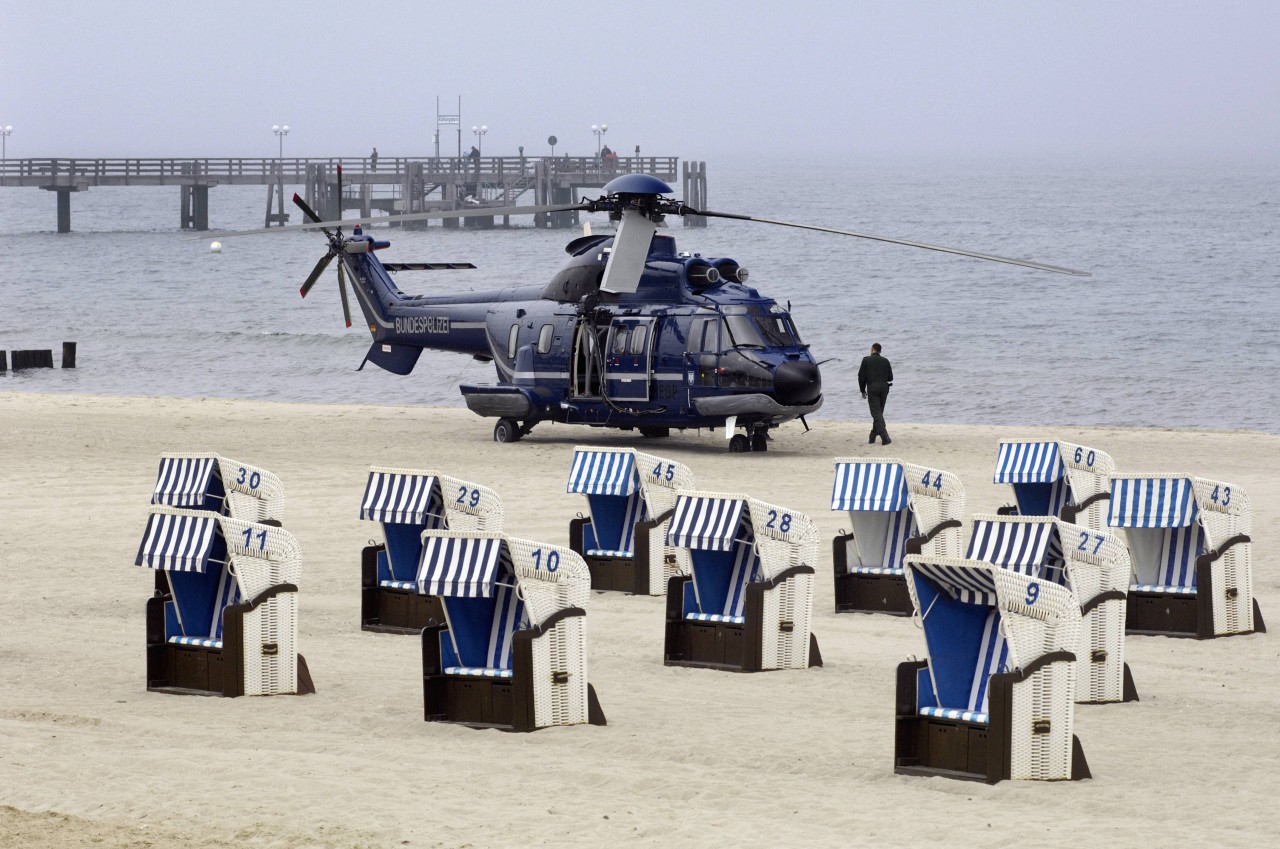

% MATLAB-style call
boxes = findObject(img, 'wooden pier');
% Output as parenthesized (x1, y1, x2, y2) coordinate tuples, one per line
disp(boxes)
(0, 156, 708, 233)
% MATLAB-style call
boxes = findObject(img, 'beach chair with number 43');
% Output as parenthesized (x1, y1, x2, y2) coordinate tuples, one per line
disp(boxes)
(1108, 473, 1265, 639)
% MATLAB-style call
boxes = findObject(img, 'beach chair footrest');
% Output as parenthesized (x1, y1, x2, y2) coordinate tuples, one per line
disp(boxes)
(1126, 588, 1201, 637)
(362, 582, 446, 635)
(834, 570, 913, 616)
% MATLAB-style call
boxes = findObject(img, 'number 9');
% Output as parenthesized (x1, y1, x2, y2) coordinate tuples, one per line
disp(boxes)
(1025, 583, 1040, 606)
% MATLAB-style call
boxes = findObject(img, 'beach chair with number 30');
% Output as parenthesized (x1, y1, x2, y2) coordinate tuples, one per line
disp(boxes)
(151, 452, 286, 525)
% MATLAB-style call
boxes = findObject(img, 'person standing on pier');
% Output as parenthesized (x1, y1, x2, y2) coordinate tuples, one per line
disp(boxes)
(858, 342, 893, 445)
(370, 147, 378, 171)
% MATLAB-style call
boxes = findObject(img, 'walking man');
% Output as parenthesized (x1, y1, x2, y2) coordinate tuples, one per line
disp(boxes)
(858, 342, 893, 445)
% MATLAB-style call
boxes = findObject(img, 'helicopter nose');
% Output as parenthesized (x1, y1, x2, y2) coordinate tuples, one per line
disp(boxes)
(774, 360, 822, 406)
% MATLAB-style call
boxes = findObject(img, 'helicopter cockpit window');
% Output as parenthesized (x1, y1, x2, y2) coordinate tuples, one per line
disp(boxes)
(537, 324, 554, 354)
(612, 326, 630, 354)
(724, 314, 767, 349)
(629, 325, 648, 354)
(755, 314, 800, 346)
(507, 324, 520, 359)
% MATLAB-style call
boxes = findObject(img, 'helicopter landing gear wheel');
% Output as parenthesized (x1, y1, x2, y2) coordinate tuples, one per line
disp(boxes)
(493, 418, 523, 443)
(729, 434, 751, 453)
(639, 426, 670, 438)
(751, 429, 769, 452)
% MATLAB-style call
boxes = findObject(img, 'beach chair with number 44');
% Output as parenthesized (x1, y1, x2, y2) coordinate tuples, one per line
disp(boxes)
(359, 467, 503, 634)
(419, 531, 606, 731)
(663, 491, 821, 672)
(1108, 474, 1265, 639)
(567, 447, 693, 595)
(895, 557, 1090, 783)
(830, 458, 965, 615)
(136, 506, 314, 697)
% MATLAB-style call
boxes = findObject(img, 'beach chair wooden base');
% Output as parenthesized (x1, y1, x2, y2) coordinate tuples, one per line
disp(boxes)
(569, 515, 668, 595)
(893, 661, 1090, 784)
(833, 571, 913, 615)
(421, 620, 607, 732)
(145, 594, 315, 698)
(663, 575, 823, 673)
(1125, 557, 1267, 639)
(361, 544, 447, 634)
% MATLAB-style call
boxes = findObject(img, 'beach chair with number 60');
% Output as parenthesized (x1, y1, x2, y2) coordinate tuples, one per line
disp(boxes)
(830, 458, 965, 615)
(994, 440, 1115, 529)
(359, 466, 503, 634)
(419, 531, 606, 731)
(1108, 474, 1265, 639)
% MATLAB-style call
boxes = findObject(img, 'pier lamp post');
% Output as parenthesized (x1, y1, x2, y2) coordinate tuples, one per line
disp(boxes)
(591, 123, 608, 162)
(1, 125, 11, 163)
(471, 124, 488, 157)
(272, 124, 290, 158)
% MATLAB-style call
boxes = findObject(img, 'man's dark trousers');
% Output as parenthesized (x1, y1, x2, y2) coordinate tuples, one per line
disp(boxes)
(867, 385, 890, 443)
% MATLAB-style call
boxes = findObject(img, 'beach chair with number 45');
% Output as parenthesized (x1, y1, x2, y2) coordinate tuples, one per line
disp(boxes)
(359, 466, 503, 634)
(1108, 474, 1265, 639)
(830, 458, 965, 615)
(567, 447, 694, 595)
(663, 491, 822, 672)
(136, 506, 314, 697)
(419, 531, 606, 731)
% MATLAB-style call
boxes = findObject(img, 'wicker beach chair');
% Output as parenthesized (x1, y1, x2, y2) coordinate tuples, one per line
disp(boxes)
(136, 506, 313, 697)
(830, 458, 965, 615)
(151, 452, 285, 524)
(994, 440, 1116, 529)
(1108, 474, 1265, 639)
(359, 466, 503, 633)
(419, 531, 606, 731)
(895, 557, 1090, 783)
(663, 491, 821, 672)
(567, 446, 694, 595)
(967, 514, 1138, 704)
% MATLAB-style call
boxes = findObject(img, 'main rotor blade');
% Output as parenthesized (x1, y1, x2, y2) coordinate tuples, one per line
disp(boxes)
(687, 208, 1092, 277)
(293, 193, 323, 224)
(337, 260, 352, 328)
(216, 202, 590, 238)
(300, 252, 334, 297)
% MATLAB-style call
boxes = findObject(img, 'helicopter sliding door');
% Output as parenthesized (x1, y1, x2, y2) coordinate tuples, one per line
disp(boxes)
(572, 320, 605, 398)
(604, 318, 654, 402)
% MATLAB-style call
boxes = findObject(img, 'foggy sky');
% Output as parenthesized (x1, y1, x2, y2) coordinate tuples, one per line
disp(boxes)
(2, 0, 1277, 162)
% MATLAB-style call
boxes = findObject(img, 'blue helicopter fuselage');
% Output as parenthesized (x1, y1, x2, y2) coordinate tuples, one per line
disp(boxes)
(336, 229, 823, 435)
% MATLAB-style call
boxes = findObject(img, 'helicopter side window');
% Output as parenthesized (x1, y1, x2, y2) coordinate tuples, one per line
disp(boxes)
(687, 318, 719, 353)
(537, 324, 554, 354)
(507, 324, 520, 359)
(612, 326, 631, 354)
(629, 325, 648, 355)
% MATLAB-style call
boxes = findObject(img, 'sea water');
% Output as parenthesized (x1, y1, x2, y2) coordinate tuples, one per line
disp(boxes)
(1, 156, 1276, 433)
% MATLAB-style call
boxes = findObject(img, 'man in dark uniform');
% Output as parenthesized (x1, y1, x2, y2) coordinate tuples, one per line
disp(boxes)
(858, 342, 893, 445)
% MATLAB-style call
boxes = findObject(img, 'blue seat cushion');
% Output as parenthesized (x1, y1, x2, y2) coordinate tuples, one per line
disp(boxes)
(686, 612, 745, 625)
(920, 706, 989, 724)
(379, 579, 419, 591)
(850, 566, 904, 576)
(444, 666, 514, 679)
(587, 548, 634, 558)
(168, 636, 223, 649)
(1132, 583, 1197, 595)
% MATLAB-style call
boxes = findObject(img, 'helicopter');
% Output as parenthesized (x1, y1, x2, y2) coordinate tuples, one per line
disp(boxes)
(232, 171, 1088, 451)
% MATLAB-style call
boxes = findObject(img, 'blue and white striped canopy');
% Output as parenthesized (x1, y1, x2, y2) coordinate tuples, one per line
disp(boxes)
(566, 450, 638, 496)
(967, 519, 1055, 571)
(417, 535, 504, 598)
(908, 561, 999, 606)
(152, 456, 218, 507)
(993, 442, 1063, 484)
(831, 462, 908, 511)
(136, 512, 218, 573)
(1108, 477, 1198, 528)
(667, 495, 746, 552)
(360, 471, 440, 525)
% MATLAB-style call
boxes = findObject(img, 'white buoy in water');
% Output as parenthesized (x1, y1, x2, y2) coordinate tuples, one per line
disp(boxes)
(210, 241, 223, 253)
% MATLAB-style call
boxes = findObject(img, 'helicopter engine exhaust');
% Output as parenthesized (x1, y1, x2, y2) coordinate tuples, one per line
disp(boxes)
(686, 262, 721, 288)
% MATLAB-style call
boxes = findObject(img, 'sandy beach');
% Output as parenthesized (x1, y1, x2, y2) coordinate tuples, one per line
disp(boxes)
(1, 391, 1276, 848)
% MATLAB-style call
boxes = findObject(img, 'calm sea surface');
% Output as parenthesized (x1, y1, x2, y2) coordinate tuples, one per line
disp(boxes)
(1, 157, 1276, 433)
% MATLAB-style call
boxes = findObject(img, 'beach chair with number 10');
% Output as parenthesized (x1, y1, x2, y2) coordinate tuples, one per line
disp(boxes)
(359, 466, 503, 634)
(830, 458, 965, 615)
(663, 491, 821, 672)
(419, 531, 606, 731)
(567, 447, 693, 595)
